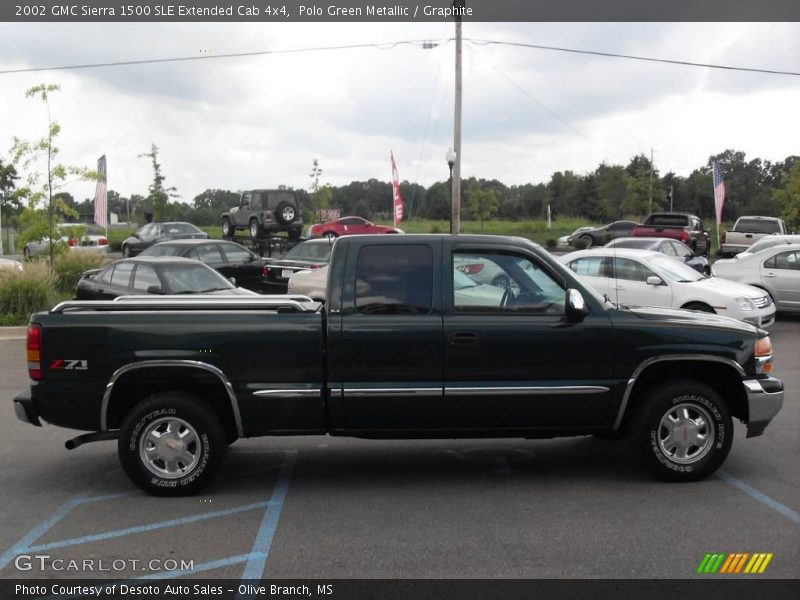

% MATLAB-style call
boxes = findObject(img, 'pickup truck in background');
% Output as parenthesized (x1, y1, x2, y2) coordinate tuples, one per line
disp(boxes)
(720, 216, 789, 257)
(632, 213, 711, 257)
(14, 235, 783, 495)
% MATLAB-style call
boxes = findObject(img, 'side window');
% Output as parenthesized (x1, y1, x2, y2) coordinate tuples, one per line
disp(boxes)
(773, 251, 800, 270)
(222, 244, 253, 263)
(251, 193, 262, 210)
(137, 224, 152, 237)
(193, 245, 224, 264)
(100, 265, 115, 284)
(132, 265, 160, 291)
(454, 251, 565, 314)
(354, 245, 433, 315)
(568, 257, 608, 278)
(661, 242, 677, 257)
(612, 258, 652, 282)
(241, 193, 251, 209)
(110, 262, 134, 288)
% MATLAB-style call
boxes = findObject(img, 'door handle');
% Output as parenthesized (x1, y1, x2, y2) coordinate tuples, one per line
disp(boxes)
(449, 331, 479, 345)
(763, 273, 776, 277)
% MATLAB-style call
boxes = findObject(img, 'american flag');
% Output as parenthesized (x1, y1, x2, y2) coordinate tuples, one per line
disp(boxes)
(93, 155, 107, 228)
(390, 152, 404, 226)
(712, 160, 725, 226)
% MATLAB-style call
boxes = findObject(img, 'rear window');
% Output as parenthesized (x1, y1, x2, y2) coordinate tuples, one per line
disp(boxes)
(164, 223, 202, 234)
(140, 245, 183, 257)
(266, 191, 298, 209)
(287, 242, 333, 261)
(354, 245, 433, 314)
(647, 215, 689, 226)
(733, 218, 782, 234)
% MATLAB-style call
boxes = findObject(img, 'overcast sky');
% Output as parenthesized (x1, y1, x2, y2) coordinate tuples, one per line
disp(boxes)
(0, 22, 798, 205)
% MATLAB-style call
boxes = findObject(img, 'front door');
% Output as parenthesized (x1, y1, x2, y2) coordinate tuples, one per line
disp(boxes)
(610, 257, 672, 308)
(443, 246, 614, 430)
(331, 242, 444, 430)
(763, 249, 800, 311)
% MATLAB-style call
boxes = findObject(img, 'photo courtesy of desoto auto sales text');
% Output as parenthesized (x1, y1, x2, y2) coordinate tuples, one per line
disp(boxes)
(0, 1, 798, 599)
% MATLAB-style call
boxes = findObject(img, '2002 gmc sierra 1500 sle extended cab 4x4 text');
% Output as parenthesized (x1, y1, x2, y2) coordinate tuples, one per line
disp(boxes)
(14, 235, 784, 495)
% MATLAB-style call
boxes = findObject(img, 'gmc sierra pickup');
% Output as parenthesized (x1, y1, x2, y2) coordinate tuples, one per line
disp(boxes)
(633, 212, 711, 256)
(14, 235, 784, 495)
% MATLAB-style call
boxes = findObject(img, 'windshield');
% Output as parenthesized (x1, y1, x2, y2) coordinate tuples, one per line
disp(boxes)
(287, 242, 332, 261)
(608, 239, 653, 249)
(139, 245, 183, 257)
(161, 263, 234, 293)
(649, 255, 705, 282)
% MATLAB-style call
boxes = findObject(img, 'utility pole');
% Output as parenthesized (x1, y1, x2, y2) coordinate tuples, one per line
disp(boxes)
(451, 1, 464, 235)
(648, 147, 654, 214)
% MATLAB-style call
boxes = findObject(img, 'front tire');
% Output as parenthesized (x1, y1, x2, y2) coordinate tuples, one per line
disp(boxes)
(122, 245, 131, 258)
(580, 234, 594, 248)
(118, 392, 226, 496)
(324, 231, 338, 241)
(222, 218, 234, 238)
(628, 380, 732, 482)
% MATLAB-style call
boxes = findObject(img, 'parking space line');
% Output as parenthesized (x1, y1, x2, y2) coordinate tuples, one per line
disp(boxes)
(25, 501, 274, 552)
(239, 450, 298, 584)
(717, 470, 800, 525)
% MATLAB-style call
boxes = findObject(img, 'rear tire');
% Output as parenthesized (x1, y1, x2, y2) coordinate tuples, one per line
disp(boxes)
(249, 219, 263, 240)
(628, 380, 732, 482)
(118, 392, 226, 496)
(324, 231, 338, 240)
(580, 234, 594, 248)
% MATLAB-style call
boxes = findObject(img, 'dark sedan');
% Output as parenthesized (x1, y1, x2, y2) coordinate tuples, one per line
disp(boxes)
(605, 236, 711, 274)
(567, 220, 637, 248)
(75, 257, 257, 300)
(139, 239, 267, 292)
(121, 222, 208, 257)
(262, 238, 334, 293)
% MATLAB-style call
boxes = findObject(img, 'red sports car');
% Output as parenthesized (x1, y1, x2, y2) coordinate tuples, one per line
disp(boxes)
(309, 216, 403, 239)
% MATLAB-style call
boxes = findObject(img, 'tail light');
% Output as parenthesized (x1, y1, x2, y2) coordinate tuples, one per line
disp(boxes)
(67, 238, 77, 247)
(754, 336, 773, 374)
(262, 266, 270, 277)
(27, 325, 42, 380)
(311, 264, 321, 269)
(263, 212, 273, 222)
(680, 231, 688, 243)
(98, 238, 108, 246)
(458, 263, 485, 275)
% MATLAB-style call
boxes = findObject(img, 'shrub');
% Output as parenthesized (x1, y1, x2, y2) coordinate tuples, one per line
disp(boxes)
(545, 238, 557, 248)
(53, 252, 105, 293)
(0, 262, 53, 325)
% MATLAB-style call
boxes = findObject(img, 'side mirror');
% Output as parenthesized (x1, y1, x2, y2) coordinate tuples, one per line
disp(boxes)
(146, 285, 163, 294)
(565, 288, 589, 322)
(646, 275, 665, 286)
(228, 277, 237, 286)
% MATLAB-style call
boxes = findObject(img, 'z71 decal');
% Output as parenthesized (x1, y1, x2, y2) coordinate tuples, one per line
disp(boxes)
(49, 359, 88, 371)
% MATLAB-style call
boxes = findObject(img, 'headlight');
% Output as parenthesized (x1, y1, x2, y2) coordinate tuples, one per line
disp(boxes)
(735, 297, 755, 312)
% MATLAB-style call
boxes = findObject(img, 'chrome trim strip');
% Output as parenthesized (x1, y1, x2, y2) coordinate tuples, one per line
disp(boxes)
(253, 389, 321, 398)
(343, 388, 442, 397)
(444, 386, 609, 396)
(612, 354, 746, 431)
(101, 360, 244, 438)
(52, 296, 316, 314)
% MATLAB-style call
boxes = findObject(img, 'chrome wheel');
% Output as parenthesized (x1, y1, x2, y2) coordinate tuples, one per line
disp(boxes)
(139, 416, 200, 479)
(281, 206, 296, 222)
(249, 220, 260, 239)
(657, 403, 714, 464)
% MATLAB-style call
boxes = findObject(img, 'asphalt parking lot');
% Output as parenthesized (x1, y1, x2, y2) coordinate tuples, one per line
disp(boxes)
(0, 317, 798, 582)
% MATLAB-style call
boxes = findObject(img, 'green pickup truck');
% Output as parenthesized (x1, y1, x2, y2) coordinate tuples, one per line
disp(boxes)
(14, 235, 784, 495)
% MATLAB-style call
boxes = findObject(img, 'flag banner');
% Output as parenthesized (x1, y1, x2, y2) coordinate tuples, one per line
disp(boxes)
(390, 152, 404, 226)
(712, 161, 725, 226)
(94, 155, 107, 228)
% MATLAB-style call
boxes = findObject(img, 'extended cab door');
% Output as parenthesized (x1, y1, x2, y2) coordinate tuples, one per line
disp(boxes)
(327, 240, 444, 431)
(443, 243, 614, 430)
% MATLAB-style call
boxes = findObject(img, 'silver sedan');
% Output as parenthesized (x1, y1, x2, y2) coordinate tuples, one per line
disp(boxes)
(712, 243, 800, 313)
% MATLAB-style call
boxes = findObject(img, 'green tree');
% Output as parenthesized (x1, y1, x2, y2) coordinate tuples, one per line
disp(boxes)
(11, 84, 96, 265)
(308, 158, 333, 219)
(465, 184, 498, 231)
(139, 144, 178, 221)
(773, 161, 800, 229)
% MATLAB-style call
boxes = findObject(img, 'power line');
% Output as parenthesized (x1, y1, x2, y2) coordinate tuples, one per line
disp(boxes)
(1, 36, 797, 77)
(467, 38, 800, 77)
(0, 39, 449, 75)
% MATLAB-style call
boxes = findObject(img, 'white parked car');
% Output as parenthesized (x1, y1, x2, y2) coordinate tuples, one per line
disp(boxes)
(0, 257, 23, 271)
(711, 243, 800, 314)
(290, 265, 508, 307)
(560, 248, 775, 327)
(23, 223, 109, 259)
(720, 234, 800, 261)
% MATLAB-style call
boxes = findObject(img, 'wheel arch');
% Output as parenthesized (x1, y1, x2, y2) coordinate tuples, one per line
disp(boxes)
(101, 361, 243, 439)
(613, 356, 747, 432)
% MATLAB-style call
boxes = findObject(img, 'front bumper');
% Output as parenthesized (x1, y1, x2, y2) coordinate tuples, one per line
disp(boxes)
(743, 377, 783, 437)
(13, 389, 41, 426)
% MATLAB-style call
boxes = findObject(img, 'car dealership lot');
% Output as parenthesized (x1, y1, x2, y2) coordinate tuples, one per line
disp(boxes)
(1, 318, 798, 581)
